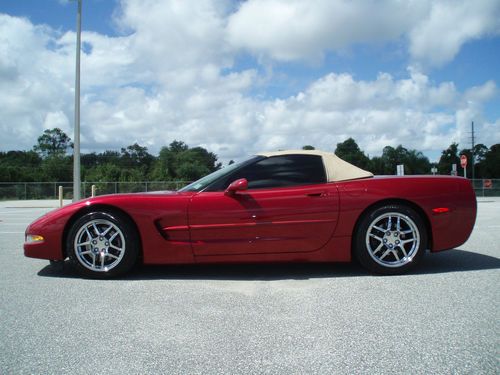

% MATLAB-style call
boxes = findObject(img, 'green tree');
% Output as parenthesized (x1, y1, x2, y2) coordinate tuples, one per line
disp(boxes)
(438, 142, 460, 175)
(33, 128, 73, 158)
(0, 151, 42, 182)
(119, 143, 154, 180)
(40, 155, 72, 182)
(149, 141, 221, 181)
(302, 145, 315, 150)
(335, 138, 370, 169)
(461, 144, 489, 178)
(402, 149, 431, 175)
(480, 144, 500, 178)
(369, 145, 430, 175)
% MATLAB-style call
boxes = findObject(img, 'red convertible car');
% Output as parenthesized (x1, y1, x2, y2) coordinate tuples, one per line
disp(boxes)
(24, 150, 476, 278)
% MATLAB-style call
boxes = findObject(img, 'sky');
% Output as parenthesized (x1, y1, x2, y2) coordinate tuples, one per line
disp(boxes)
(0, 0, 499, 163)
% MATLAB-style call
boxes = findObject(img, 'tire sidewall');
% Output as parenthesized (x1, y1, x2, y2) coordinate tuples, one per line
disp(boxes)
(67, 211, 139, 278)
(354, 204, 427, 275)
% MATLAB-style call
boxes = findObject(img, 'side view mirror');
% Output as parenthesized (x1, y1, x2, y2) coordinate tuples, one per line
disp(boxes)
(225, 178, 248, 195)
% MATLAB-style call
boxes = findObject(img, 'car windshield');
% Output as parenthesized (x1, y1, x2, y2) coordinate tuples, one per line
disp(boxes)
(178, 156, 261, 192)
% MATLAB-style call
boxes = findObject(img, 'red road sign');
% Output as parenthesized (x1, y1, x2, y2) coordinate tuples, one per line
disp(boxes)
(460, 155, 467, 168)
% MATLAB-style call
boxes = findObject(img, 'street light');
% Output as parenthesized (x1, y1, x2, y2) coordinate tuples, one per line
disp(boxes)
(73, 0, 82, 201)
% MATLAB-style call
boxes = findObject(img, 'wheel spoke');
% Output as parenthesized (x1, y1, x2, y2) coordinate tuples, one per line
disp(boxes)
(379, 248, 392, 260)
(85, 228, 93, 240)
(399, 246, 408, 257)
(387, 216, 392, 230)
(109, 232, 119, 242)
(102, 225, 113, 236)
(396, 216, 401, 231)
(369, 233, 383, 242)
(402, 238, 416, 245)
(110, 244, 123, 251)
(372, 242, 384, 255)
(392, 250, 400, 261)
(373, 225, 386, 233)
(92, 222, 101, 236)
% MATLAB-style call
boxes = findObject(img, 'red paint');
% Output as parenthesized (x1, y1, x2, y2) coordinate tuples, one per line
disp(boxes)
(24, 175, 476, 266)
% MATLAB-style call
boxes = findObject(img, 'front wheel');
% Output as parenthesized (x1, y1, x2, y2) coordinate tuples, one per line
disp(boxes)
(67, 211, 139, 278)
(354, 204, 427, 275)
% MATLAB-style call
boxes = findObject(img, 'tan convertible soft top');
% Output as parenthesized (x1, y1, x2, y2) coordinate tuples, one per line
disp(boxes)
(257, 149, 374, 182)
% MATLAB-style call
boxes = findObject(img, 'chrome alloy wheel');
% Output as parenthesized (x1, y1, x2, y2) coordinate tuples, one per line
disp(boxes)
(74, 219, 126, 272)
(365, 212, 420, 268)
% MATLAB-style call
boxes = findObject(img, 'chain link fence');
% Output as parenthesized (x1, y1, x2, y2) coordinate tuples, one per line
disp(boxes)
(0, 181, 190, 200)
(471, 179, 499, 197)
(0, 179, 498, 200)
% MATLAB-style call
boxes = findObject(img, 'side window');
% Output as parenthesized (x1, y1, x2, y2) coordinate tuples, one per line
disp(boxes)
(208, 155, 326, 190)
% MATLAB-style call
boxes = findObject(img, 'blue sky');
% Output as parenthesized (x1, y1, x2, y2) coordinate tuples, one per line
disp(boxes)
(0, 0, 499, 163)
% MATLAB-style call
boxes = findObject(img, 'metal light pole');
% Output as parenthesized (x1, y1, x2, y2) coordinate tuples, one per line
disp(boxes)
(73, 0, 82, 201)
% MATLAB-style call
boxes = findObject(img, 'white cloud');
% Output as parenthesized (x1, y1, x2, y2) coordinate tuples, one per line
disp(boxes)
(0, 1, 499, 165)
(409, 0, 500, 67)
(0, 14, 74, 149)
(227, 0, 500, 67)
(251, 70, 469, 157)
(227, 0, 427, 62)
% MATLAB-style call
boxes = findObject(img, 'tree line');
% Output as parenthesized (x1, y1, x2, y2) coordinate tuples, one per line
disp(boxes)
(1, 128, 499, 184)
(330, 138, 499, 178)
(0, 128, 221, 183)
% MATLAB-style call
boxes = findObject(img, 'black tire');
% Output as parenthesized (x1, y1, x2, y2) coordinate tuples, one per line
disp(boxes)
(67, 211, 139, 278)
(354, 204, 427, 275)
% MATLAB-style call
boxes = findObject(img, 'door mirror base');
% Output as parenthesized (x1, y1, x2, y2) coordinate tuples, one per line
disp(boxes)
(225, 178, 248, 195)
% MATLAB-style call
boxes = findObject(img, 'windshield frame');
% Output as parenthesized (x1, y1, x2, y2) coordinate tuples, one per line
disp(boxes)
(178, 155, 263, 193)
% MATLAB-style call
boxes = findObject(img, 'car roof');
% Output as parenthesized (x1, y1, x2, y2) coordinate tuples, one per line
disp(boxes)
(256, 149, 374, 182)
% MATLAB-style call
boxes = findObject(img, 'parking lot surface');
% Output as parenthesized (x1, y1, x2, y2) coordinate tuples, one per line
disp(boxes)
(1, 198, 499, 374)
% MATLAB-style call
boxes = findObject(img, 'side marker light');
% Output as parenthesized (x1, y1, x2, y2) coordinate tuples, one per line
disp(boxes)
(432, 207, 450, 214)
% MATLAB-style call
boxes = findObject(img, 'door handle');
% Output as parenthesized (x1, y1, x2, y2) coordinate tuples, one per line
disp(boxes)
(306, 192, 324, 197)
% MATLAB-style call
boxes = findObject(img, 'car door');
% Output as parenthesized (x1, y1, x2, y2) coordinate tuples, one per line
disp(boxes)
(188, 155, 339, 255)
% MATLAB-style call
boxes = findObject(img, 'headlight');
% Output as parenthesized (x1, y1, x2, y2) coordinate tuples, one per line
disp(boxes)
(26, 234, 45, 243)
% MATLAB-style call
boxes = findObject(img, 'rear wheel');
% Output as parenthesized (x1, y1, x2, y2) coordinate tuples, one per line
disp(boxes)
(67, 211, 139, 278)
(354, 204, 427, 275)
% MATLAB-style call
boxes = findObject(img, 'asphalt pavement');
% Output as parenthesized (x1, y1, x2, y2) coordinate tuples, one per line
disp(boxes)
(0, 198, 499, 374)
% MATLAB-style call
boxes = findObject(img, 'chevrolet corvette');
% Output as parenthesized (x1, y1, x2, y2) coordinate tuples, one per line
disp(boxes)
(24, 150, 476, 278)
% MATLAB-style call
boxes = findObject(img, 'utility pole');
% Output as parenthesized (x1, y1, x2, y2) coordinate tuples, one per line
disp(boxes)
(73, 0, 82, 201)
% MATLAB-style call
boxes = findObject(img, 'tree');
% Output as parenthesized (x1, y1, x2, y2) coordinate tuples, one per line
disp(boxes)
(401, 149, 431, 175)
(480, 144, 500, 178)
(40, 155, 72, 182)
(119, 143, 154, 180)
(302, 145, 315, 150)
(84, 163, 122, 182)
(120, 143, 154, 168)
(149, 141, 221, 181)
(335, 138, 370, 170)
(369, 145, 430, 175)
(0, 151, 42, 182)
(463, 144, 489, 178)
(33, 128, 73, 158)
(438, 143, 460, 175)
